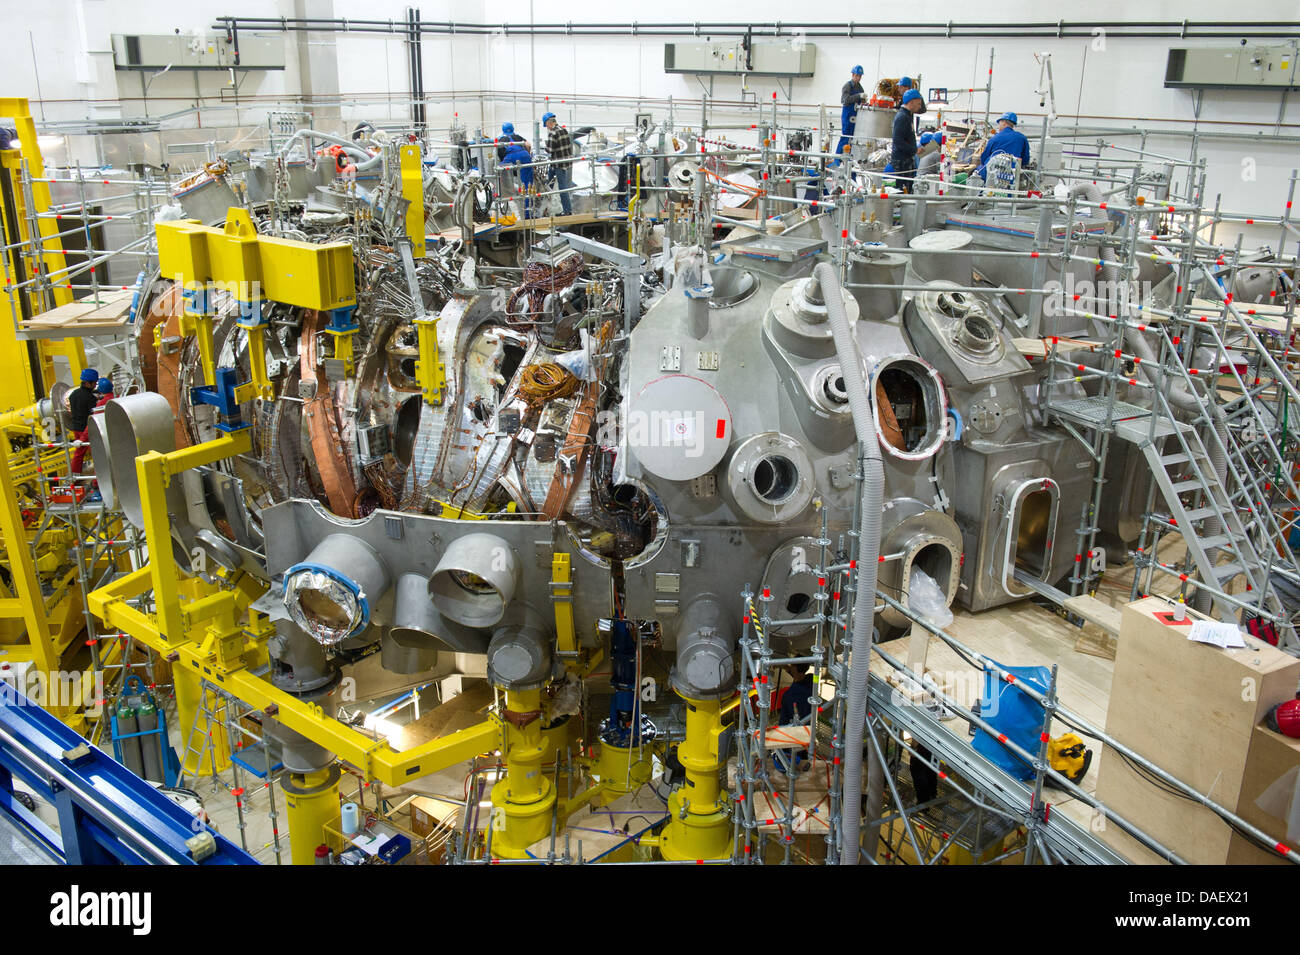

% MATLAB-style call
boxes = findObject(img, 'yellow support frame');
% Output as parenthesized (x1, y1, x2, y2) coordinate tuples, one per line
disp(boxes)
(414, 315, 446, 406)
(0, 97, 87, 407)
(552, 552, 577, 659)
(156, 209, 356, 313)
(399, 144, 426, 259)
(86, 433, 498, 786)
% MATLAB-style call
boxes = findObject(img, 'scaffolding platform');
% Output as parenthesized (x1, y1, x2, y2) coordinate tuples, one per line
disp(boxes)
(18, 289, 134, 340)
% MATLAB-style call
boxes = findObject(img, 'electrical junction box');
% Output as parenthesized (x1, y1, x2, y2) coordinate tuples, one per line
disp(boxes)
(1165, 43, 1297, 90)
(664, 40, 816, 77)
(112, 33, 285, 71)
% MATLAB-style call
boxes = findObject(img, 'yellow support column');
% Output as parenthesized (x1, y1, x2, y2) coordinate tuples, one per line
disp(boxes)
(659, 694, 732, 862)
(552, 553, 576, 661)
(173, 666, 232, 776)
(282, 766, 341, 865)
(414, 315, 446, 406)
(178, 284, 218, 387)
(0, 432, 62, 714)
(399, 144, 426, 259)
(490, 687, 556, 858)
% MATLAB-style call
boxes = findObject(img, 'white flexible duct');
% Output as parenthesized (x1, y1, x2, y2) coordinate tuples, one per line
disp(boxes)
(813, 261, 885, 865)
(277, 129, 384, 172)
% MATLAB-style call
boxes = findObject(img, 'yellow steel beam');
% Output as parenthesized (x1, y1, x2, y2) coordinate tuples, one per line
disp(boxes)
(552, 552, 577, 659)
(400, 144, 426, 259)
(87, 558, 497, 785)
(414, 315, 446, 407)
(156, 210, 355, 312)
(0, 429, 63, 714)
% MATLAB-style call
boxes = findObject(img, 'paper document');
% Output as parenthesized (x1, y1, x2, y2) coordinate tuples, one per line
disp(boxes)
(1188, 620, 1247, 649)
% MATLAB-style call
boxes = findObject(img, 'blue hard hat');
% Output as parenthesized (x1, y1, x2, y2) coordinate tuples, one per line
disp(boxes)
(541, 112, 556, 125)
(95, 378, 113, 395)
(899, 76, 913, 88)
(851, 65, 864, 75)
(902, 89, 925, 108)
(79, 368, 99, 383)
(502, 122, 515, 135)
(999, 111, 1018, 126)
(920, 132, 934, 146)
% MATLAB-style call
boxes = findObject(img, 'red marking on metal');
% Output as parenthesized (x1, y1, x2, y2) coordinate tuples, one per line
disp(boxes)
(716, 419, 726, 439)
(997, 734, 1008, 743)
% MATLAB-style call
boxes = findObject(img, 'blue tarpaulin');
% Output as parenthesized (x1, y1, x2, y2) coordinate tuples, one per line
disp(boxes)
(971, 659, 1051, 782)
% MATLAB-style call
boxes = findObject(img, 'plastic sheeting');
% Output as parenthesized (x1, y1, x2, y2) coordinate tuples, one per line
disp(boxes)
(971, 658, 1051, 782)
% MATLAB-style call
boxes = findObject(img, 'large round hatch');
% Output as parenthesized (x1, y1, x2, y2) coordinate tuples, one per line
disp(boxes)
(628, 375, 733, 482)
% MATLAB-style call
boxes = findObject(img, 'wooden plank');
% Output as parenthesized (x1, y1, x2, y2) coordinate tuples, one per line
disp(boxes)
(1063, 594, 1122, 636)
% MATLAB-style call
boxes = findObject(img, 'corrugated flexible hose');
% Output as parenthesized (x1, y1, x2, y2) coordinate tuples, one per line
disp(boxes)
(814, 262, 885, 865)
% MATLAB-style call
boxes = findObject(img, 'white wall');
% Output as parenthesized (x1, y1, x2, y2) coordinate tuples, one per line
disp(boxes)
(2, 0, 1297, 231)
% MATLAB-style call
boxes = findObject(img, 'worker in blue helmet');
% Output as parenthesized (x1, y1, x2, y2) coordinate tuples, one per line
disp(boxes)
(835, 65, 867, 166)
(496, 121, 527, 162)
(918, 130, 945, 178)
(891, 89, 927, 193)
(69, 368, 99, 474)
(897, 76, 914, 104)
(976, 111, 1031, 182)
(499, 138, 535, 219)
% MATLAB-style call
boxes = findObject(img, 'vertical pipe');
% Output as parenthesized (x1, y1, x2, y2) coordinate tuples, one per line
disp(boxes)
(813, 262, 884, 865)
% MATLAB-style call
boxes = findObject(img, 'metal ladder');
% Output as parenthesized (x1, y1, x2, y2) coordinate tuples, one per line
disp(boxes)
(1128, 320, 1300, 648)
(176, 680, 227, 792)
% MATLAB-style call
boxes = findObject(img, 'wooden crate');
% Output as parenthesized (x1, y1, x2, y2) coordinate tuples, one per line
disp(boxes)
(1095, 596, 1300, 864)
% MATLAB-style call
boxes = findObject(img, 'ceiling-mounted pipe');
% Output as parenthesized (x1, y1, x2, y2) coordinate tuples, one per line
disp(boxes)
(213, 15, 1300, 41)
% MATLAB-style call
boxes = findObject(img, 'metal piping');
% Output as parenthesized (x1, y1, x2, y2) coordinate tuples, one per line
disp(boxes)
(214, 16, 1300, 40)
(813, 261, 884, 865)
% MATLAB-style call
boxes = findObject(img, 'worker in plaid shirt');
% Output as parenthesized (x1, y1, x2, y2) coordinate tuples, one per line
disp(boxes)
(542, 112, 575, 215)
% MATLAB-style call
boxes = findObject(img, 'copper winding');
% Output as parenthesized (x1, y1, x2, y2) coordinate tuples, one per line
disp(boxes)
(300, 309, 359, 517)
(505, 254, 584, 321)
(143, 283, 192, 450)
(518, 362, 579, 410)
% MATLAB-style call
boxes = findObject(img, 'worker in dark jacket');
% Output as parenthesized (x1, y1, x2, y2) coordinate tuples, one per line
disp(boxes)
(67, 367, 98, 474)
(543, 112, 576, 215)
(835, 65, 866, 165)
(891, 89, 927, 193)
(779, 664, 816, 725)
(976, 112, 1032, 181)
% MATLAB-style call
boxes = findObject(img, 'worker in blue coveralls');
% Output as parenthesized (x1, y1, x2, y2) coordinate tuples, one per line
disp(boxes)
(976, 112, 1032, 181)
(836, 65, 867, 165)
(499, 140, 534, 218)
